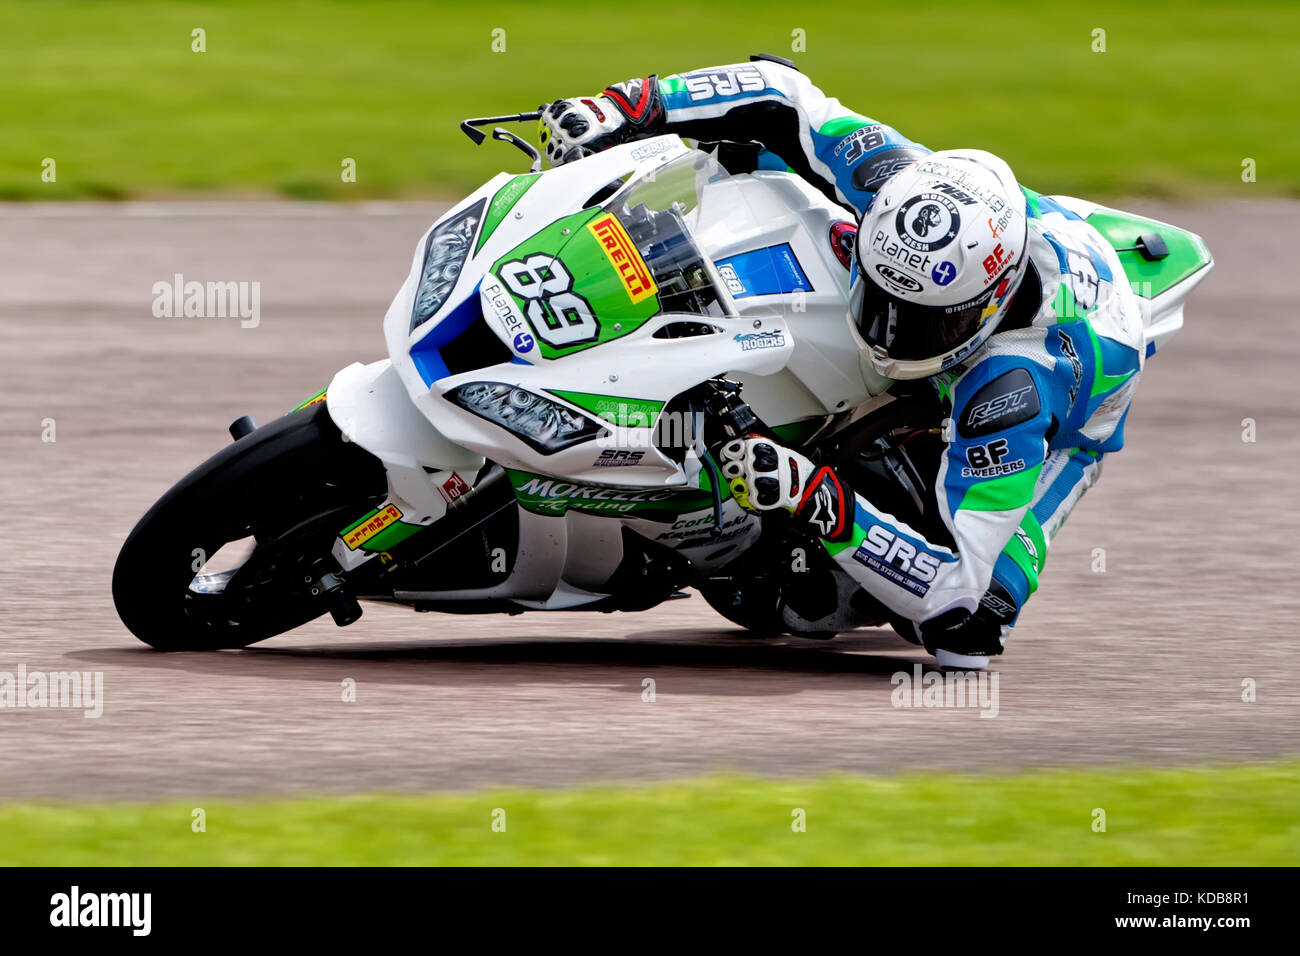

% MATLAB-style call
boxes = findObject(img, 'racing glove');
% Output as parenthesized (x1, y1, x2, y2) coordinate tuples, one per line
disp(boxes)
(538, 77, 666, 166)
(719, 436, 853, 541)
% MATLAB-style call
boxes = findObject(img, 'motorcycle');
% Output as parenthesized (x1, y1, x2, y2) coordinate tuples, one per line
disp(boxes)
(112, 112, 1213, 649)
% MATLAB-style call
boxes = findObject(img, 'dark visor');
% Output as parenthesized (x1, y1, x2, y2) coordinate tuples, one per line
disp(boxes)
(850, 263, 1011, 362)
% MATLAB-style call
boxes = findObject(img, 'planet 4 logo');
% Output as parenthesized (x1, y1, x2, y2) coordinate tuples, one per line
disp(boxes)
(513, 331, 535, 353)
(932, 261, 957, 286)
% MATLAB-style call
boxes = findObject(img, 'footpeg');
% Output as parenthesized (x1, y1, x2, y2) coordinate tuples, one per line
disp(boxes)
(327, 592, 363, 627)
(229, 415, 258, 440)
(309, 571, 363, 627)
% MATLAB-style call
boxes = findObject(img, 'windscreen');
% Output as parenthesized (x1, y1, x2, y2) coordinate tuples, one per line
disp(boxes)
(600, 151, 733, 318)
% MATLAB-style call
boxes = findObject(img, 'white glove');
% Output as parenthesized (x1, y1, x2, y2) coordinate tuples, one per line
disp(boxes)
(719, 435, 853, 540)
(538, 77, 665, 167)
(539, 97, 628, 166)
(719, 436, 816, 513)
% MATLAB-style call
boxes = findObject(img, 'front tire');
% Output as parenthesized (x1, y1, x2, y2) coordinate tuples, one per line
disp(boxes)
(112, 403, 386, 650)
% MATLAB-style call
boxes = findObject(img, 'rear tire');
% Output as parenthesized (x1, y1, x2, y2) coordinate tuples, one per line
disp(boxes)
(112, 403, 386, 650)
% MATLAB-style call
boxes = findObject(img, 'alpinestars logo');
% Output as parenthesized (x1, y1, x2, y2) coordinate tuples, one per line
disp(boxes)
(800, 469, 845, 539)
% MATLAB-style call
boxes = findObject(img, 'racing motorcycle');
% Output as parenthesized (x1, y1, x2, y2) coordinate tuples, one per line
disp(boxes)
(112, 113, 1213, 649)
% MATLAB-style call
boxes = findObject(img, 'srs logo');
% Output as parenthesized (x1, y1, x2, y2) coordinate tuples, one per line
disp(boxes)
(853, 524, 944, 596)
(683, 67, 765, 101)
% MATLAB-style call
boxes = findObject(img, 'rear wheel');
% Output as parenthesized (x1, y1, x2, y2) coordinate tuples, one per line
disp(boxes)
(112, 403, 387, 650)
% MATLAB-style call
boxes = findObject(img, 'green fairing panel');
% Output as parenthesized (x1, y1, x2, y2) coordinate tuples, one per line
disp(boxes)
(545, 390, 664, 428)
(476, 173, 540, 253)
(491, 209, 662, 360)
(1084, 207, 1212, 299)
(506, 469, 719, 517)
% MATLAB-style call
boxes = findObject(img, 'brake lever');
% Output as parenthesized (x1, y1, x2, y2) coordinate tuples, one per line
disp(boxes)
(491, 128, 542, 174)
(459, 109, 545, 145)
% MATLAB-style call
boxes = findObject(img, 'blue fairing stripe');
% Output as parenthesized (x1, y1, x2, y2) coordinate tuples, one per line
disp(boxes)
(409, 282, 483, 387)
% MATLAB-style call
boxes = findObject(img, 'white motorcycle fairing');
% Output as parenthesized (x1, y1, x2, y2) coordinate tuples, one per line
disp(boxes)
(325, 138, 891, 597)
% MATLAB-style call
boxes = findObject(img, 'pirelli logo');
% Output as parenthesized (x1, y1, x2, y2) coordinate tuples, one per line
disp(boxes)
(342, 503, 403, 551)
(587, 214, 657, 303)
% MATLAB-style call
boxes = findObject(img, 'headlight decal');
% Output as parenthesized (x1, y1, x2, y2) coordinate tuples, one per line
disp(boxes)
(448, 382, 604, 455)
(410, 198, 486, 332)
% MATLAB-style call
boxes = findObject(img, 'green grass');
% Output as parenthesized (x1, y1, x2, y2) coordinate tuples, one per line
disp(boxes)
(3, 762, 1298, 865)
(1, 0, 1297, 200)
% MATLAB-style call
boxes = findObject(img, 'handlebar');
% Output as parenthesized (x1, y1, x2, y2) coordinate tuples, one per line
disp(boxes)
(460, 110, 547, 173)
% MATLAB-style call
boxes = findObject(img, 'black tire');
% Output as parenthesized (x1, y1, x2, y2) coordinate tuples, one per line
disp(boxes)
(112, 403, 387, 650)
(697, 578, 788, 637)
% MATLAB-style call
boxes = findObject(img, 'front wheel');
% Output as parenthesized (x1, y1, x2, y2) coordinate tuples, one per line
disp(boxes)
(112, 403, 387, 650)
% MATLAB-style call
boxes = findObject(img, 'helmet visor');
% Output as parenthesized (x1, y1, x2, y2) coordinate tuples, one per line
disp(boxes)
(850, 264, 1012, 363)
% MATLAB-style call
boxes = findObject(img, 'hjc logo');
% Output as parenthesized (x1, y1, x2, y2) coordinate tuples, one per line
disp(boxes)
(861, 525, 942, 582)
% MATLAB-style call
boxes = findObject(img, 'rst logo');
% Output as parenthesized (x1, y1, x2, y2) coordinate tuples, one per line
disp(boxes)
(1057, 329, 1083, 406)
(966, 386, 1033, 429)
(980, 591, 1019, 619)
(853, 524, 944, 596)
(957, 368, 1041, 439)
(683, 67, 765, 101)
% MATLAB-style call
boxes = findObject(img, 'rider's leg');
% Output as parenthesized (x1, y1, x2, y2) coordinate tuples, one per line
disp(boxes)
(893, 447, 1104, 667)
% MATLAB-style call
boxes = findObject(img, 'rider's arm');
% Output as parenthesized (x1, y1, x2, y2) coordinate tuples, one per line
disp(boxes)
(823, 356, 1052, 628)
(540, 58, 929, 214)
(657, 59, 927, 212)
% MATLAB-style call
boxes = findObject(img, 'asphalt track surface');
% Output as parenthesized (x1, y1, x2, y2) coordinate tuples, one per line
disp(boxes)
(1, 198, 1297, 801)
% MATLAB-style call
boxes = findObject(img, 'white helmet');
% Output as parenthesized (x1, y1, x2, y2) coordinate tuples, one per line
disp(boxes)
(849, 148, 1029, 379)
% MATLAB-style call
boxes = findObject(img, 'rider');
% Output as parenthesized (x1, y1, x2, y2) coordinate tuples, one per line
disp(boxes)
(540, 57, 1147, 668)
